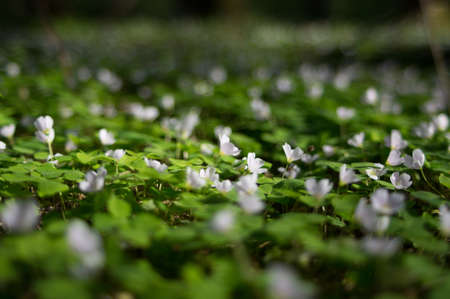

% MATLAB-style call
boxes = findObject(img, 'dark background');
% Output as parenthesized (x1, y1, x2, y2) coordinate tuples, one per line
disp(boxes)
(3, 0, 421, 25)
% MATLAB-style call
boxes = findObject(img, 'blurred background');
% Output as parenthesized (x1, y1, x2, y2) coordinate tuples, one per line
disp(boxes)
(1, 0, 445, 25)
(1, 0, 448, 101)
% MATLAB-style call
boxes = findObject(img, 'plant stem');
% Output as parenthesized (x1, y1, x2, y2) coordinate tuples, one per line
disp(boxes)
(47, 141, 53, 157)
(59, 192, 66, 220)
(420, 168, 446, 198)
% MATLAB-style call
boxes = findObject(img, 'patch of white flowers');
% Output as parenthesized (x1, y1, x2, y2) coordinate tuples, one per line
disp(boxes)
(365, 163, 387, 180)
(403, 149, 425, 169)
(0, 199, 39, 233)
(105, 149, 126, 161)
(305, 178, 333, 199)
(79, 167, 107, 193)
(66, 220, 104, 276)
(99, 128, 115, 146)
(390, 172, 412, 190)
(186, 167, 206, 189)
(339, 164, 360, 186)
(282, 143, 303, 163)
(347, 132, 364, 148)
(337, 107, 355, 120)
(144, 158, 168, 173)
(384, 130, 407, 150)
(219, 134, 240, 156)
(0, 124, 15, 139)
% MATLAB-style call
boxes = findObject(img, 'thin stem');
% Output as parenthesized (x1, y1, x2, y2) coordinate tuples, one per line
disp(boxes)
(47, 141, 53, 157)
(420, 168, 446, 198)
(115, 162, 119, 176)
(59, 192, 66, 220)
(176, 141, 182, 159)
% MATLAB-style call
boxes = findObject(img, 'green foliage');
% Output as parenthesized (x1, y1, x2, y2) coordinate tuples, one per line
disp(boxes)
(0, 20, 449, 299)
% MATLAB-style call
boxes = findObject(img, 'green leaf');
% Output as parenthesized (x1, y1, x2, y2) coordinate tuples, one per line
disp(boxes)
(438, 174, 450, 188)
(107, 196, 131, 219)
(37, 180, 69, 197)
(410, 191, 444, 207)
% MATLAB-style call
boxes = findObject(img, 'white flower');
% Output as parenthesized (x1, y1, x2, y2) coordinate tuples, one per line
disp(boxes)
(305, 178, 333, 199)
(238, 193, 264, 214)
(390, 172, 412, 190)
(308, 83, 323, 99)
(34, 115, 55, 143)
(365, 163, 387, 180)
(66, 220, 104, 271)
(6, 62, 20, 77)
(300, 153, 319, 164)
(276, 76, 293, 93)
(384, 130, 407, 150)
(339, 164, 360, 186)
(0, 141, 5, 152)
(34, 115, 53, 132)
(355, 198, 390, 233)
(334, 71, 351, 90)
(336, 107, 355, 120)
(179, 110, 200, 139)
(105, 149, 125, 161)
(219, 134, 240, 156)
(199, 166, 220, 183)
(211, 209, 234, 232)
(97, 68, 122, 92)
(251, 98, 271, 120)
(322, 145, 335, 157)
(235, 174, 258, 195)
(214, 126, 232, 138)
(129, 103, 159, 121)
(209, 66, 227, 84)
(267, 264, 314, 299)
(98, 128, 115, 146)
(403, 149, 425, 169)
(79, 167, 107, 193)
(370, 188, 404, 215)
(35, 128, 55, 144)
(386, 150, 404, 166)
(0, 124, 15, 138)
(432, 114, 448, 131)
(139, 106, 159, 121)
(282, 143, 304, 163)
(361, 237, 400, 257)
(362, 87, 378, 105)
(65, 139, 77, 152)
(144, 158, 168, 173)
(347, 132, 365, 148)
(186, 167, 206, 189)
(214, 180, 233, 193)
(278, 164, 300, 179)
(0, 199, 39, 232)
(160, 94, 175, 110)
(439, 205, 450, 236)
(200, 143, 214, 155)
(246, 152, 267, 174)
(413, 122, 436, 139)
